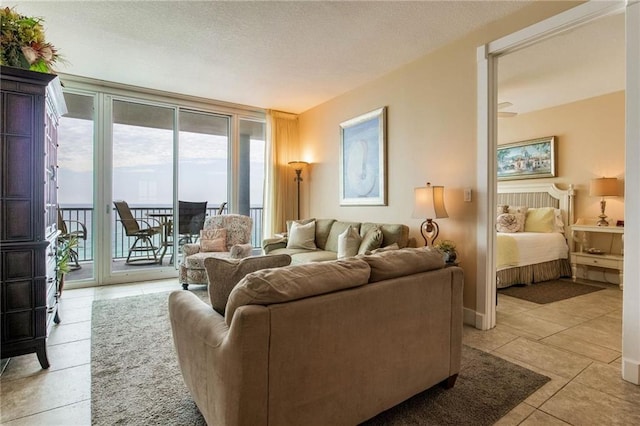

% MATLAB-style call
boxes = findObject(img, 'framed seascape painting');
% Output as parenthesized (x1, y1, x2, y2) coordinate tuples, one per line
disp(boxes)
(497, 136, 557, 181)
(339, 107, 387, 206)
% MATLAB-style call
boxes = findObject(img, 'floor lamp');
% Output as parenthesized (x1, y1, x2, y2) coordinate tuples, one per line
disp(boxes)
(288, 161, 309, 220)
(412, 182, 448, 246)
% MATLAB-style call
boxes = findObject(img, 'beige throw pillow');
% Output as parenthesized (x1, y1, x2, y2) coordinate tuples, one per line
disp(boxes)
(225, 258, 371, 325)
(358, 227, 383, 255)
(204, 254, 292, 315)
(286, 220, 317, 250)
(338, 226, 362, 259)
(508, 206, 528, 232)
(200, 228, 227, 252)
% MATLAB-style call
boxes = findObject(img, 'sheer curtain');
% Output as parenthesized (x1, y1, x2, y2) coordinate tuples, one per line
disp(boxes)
(264, 110, 299, 237)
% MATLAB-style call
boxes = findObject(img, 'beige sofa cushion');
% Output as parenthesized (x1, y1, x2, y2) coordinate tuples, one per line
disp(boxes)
(363, 247, 444, 283)
(225, 257, 371, 325)
(313, 219, 337, 250)
(204, 254, 292, 315)
(360, 222, 409, 248)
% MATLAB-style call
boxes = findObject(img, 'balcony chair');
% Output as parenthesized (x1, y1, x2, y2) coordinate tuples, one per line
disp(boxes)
(113, 200, 162, 265)
(180, 214, 253, 289)
(57, 208, 87, 270)
(177, 201, 208, 245)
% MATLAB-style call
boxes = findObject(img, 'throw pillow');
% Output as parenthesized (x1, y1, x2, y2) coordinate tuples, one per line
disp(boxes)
(496, 213, 520, 233)
(507, 206, 528, 232)
(225, 258, 371, 326)
(204, 254, 292, 315)
(200, 228, 227, 252)
(554, 208, 565, 233)
(358, 227, 383, 255)
(524, 207, 556, 233)
(338, 226, 362, 259)
(287, 220, 317, 250)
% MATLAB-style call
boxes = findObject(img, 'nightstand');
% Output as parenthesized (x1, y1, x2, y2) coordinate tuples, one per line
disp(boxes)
(570, 224, 624, 289)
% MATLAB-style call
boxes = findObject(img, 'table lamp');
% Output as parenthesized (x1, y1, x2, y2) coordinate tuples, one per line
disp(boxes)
(589, 177, 619, 226)
(412, 182, 448, 246)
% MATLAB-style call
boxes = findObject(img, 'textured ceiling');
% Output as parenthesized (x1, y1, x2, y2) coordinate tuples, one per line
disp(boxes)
(12, 0, 531, 113)
(10, 1, 623, 115)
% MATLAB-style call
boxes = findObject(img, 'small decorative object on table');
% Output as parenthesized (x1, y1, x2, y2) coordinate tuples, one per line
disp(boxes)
(434, 239, 457, 264)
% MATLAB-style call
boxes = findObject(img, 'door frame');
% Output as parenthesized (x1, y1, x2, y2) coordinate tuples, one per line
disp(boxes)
(476, 0, 640, 384)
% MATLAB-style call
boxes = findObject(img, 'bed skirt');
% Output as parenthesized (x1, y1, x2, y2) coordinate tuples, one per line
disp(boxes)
(497, 259, 572, 289)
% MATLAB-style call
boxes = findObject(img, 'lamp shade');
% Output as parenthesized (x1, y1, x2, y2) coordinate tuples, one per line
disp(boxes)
(412, 183, 448, 219)
(288, 160, 309, 170)
(589, 177, 619, 197)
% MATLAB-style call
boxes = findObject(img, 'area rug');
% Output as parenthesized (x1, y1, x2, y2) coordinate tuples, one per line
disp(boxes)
(498, 278, 606, 304)
(92, 290, 549, 426)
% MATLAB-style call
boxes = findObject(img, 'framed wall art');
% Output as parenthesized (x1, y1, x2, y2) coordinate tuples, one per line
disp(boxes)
(339, 107, 387, 205)
(497, 136, 556, 181)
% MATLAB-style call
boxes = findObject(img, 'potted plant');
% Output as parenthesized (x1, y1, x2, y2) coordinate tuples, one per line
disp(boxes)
(56, 235, 77, 296)
(1, 7, 61, 73)
(434, 239, 457, 264)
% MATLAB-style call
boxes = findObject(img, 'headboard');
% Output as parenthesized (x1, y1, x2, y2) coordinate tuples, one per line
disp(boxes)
(497, 182, 575, 235)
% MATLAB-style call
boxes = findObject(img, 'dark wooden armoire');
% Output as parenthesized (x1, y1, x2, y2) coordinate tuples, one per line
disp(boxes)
(1, 66, 67, 369)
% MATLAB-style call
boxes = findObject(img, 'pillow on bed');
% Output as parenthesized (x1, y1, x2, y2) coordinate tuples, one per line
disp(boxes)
(524, 207, 556, 233)
(554, 208, 565, 233)
(507, 206, 528, 232)
(496, 213, 521, 233)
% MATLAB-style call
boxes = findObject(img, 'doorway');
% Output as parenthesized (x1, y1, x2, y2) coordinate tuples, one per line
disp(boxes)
(477, 0, 640, 384)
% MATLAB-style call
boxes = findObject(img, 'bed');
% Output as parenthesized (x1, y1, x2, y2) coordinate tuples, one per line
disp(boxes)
(496, 182, 575, 289)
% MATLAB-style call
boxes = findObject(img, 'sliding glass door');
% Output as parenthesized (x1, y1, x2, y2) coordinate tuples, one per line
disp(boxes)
(176, 110, 230, 264)
(57, 80, 264, 286)
(57, 92, 95, 282)
(111, 100, 175, 274)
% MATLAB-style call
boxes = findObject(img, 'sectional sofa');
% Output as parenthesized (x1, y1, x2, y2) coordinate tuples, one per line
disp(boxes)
(169, 247, 463, 425)
(262, 218, 414, 264)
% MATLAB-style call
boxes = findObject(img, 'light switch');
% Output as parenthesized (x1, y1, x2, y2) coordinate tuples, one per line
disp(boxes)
(464, 188, 472, 202)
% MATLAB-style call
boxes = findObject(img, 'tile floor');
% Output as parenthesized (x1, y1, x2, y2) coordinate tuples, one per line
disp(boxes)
(1, 279, 639, 425)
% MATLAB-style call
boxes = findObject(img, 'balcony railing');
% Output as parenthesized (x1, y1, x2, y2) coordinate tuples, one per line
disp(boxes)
(58, 205, 264, 262)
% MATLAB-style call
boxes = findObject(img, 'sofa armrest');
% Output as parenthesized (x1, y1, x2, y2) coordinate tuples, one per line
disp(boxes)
(182, 243, 201, 256)
(230, 243, 253, 259)
(168, 290, 270, 425)
(263, 237, 287, 254)
(169, 290, 229, 347)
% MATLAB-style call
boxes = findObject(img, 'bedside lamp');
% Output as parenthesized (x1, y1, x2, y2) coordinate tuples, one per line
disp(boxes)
(288, 161, 309, 220)
(412, 182, 448, 246)
(589, 177, 619, 226)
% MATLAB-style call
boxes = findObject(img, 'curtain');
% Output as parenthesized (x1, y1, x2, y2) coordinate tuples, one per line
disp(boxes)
(264, 110, 299, 237)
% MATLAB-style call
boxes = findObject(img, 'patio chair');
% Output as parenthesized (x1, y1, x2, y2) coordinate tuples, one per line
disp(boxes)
(178, 201, 208, 245)
(57, 208, 87, 270)
(113, 200, 162, 265)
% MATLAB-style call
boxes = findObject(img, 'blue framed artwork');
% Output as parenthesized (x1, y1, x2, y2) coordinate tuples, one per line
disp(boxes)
(339, 107, 387, 205)
(497, 136, 556, 181)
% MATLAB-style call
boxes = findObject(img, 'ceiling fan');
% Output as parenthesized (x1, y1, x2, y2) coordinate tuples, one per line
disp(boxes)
(498, 102, 518, 118)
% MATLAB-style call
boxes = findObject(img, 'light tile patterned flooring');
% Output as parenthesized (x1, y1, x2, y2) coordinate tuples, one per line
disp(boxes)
(1, 279, 639, 425)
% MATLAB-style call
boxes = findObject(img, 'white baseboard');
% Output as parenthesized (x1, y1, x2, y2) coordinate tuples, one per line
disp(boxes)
(622, 357, 640, 385)
(463, 307, 477, 327)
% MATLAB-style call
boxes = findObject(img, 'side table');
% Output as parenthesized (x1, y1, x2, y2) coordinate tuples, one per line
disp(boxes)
(570, 224, 624, 289)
